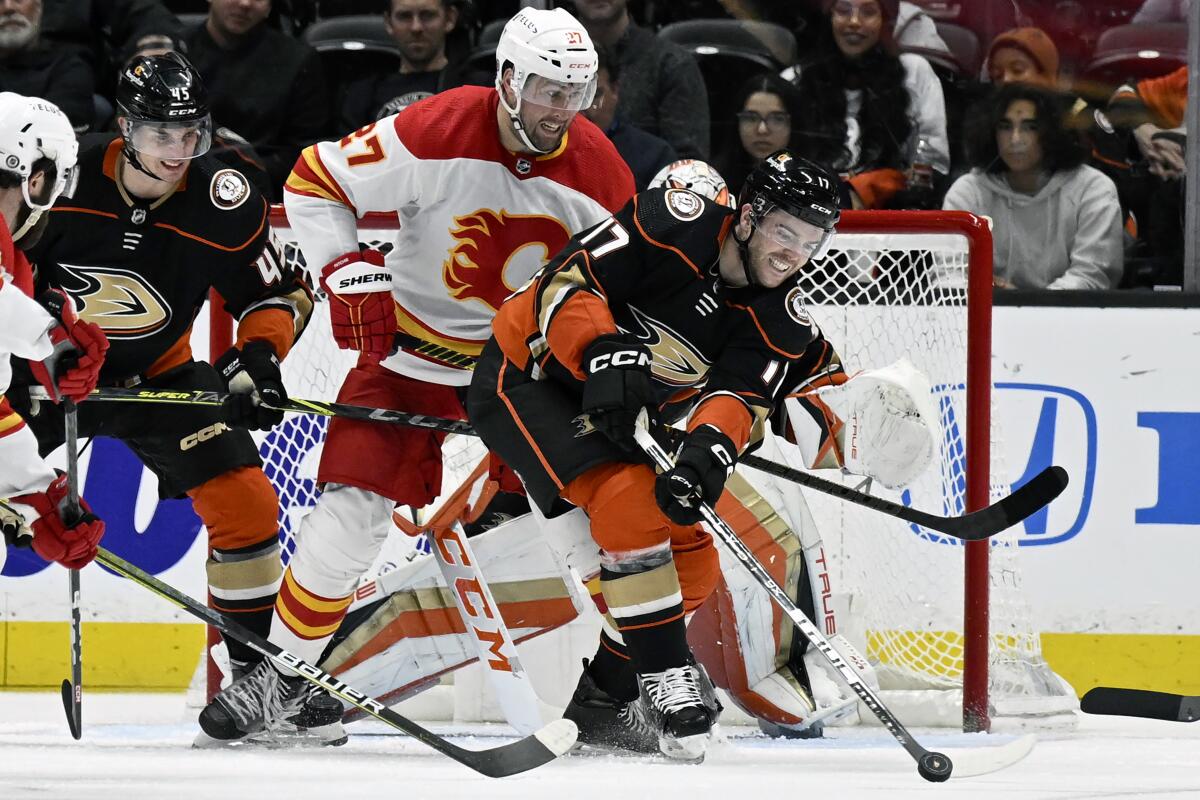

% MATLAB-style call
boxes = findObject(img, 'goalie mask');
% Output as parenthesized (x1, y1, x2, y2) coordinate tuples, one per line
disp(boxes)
(494, 7, 597, 154)
(0, 93, 80, 241)
(733, 151, 841, 288)
(117, 52, 213, 179)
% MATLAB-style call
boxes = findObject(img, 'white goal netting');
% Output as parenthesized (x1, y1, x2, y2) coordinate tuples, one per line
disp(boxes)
(240, 208, 1074, 728)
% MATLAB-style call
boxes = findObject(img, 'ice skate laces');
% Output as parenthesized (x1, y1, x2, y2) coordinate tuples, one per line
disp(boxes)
(217, 660, 291, 730)
(643, 666, 704, 715)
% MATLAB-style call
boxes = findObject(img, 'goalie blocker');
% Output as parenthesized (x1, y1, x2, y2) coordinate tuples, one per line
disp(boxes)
(316, 361, 935, 739)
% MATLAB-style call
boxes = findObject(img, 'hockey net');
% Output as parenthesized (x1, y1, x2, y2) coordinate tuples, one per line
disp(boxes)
(213, 207, 1074, 730)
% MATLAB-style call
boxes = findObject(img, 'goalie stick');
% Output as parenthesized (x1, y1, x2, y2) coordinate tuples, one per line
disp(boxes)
(632, 418, 1035, 781)
(1081, 688, 1200, 723)
(92, 546, 577, 777)
(43, 386, 1066, 541)
(61, 399, 83, 741)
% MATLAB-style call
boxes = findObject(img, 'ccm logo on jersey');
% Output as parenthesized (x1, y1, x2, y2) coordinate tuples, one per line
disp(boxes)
(210, 169, 250, 210)
(588, 349, 650, 372)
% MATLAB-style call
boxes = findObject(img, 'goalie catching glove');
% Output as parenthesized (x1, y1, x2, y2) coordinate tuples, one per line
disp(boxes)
(319, 249, 396, 360)
(839, 360, 936, 489)
(654, 424, 737, 524)
(29, 288, 108, 404)
(215, 340, 287, 430)
(7, 473, 105, 569)
(580, 333, 657, 452)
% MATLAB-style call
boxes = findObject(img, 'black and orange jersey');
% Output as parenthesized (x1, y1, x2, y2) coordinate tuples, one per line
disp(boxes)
(492, 187, 844, 452)
(25, 135, 313, 382)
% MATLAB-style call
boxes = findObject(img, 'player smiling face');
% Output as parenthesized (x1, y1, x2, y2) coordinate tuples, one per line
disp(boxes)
(729, 207, 828, 289)
(121, 118, 212, 182)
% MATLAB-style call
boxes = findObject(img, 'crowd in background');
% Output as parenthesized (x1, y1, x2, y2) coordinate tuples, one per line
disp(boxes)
(0, 0, 1189, 290)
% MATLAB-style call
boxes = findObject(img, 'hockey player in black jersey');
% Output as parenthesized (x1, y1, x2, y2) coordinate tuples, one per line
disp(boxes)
(9, 53, 342, 746)
(468, 151, 844, 760)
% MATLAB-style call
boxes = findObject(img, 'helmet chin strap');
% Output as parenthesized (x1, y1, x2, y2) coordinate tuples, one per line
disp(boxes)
(123, 144, 170, 183)
(499, 77, 556, 155)
(733, 224, 760, 289)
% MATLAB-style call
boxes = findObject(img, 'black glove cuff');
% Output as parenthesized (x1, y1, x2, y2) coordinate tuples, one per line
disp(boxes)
(582, 333, 651, 376)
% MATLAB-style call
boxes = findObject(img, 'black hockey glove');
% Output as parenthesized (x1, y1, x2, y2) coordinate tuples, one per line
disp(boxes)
(654, 424, 737, 525)
(214, 341, 287, 430)
(580, 333, 657, 452)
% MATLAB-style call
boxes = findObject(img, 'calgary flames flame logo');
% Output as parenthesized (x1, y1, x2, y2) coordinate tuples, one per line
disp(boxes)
(443, 209, 571, 311)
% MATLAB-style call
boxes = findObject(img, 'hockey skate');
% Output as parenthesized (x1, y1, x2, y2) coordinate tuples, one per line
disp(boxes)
(563, 659, 658, 755)
(638, 660, 721, 762)
(196, 659, 347, 748)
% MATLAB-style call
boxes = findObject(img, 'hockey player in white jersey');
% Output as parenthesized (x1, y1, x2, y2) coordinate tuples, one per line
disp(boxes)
(0, 93, 108, 573)
(198, 6, 636, 743)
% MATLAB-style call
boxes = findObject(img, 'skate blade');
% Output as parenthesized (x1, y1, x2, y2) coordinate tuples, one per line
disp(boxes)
(250, 721, 349, 748)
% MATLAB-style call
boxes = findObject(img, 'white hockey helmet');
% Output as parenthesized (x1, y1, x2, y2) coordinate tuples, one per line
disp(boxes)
(0, 93, 80, 222)
(494, 7, 598, 152)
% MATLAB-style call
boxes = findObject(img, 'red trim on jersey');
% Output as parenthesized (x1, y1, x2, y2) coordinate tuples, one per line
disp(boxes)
(53, 206, 121, 221)
(151, 199, 268, 253)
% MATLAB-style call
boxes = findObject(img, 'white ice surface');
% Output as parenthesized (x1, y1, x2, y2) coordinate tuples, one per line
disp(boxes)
(1, 692, 1198, 800)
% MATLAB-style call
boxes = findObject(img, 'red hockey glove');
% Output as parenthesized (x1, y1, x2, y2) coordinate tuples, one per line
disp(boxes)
(11, 473, 105, 569)
(580, 333, 658, 453)
(654, 425, 737, 525)
(318, 249, 396, 360)
(29, 289, 109, 403)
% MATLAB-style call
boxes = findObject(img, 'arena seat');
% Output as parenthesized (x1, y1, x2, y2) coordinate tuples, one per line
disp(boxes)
(1082, 23, 1188, 85)
(302, 14, 402, 55)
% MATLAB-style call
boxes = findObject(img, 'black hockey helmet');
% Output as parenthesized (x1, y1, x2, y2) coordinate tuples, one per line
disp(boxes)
(739, 150, 841, 240)
(116, 52, 213, 171)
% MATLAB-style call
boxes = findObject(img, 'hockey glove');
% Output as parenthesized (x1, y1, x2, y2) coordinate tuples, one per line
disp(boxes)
(580, 333, 657, 452)
(319, 249, 397, 360)
(215, 340, 287, 430)
(654, 425, 737, 525)
(10, 473, 105, 569)
(29, 289, 109, 404)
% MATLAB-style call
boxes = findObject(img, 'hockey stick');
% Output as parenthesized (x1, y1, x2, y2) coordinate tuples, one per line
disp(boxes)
(632, 420, 950, 781)
(45, 386, 1066, 541)
(1081, 688, 1200, 722)
(92, 546, 576, 777)
(61, 399, 83, 740)
(737, 455, 1069, 542)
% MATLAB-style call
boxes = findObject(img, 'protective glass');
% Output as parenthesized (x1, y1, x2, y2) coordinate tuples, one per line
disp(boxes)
(518, 74, 597, 112)
(756, 212, 835, 262)
(121, 115, 213, 161)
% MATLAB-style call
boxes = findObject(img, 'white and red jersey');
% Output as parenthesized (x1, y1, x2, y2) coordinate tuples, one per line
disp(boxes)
(0, 214, 59, 499)
(284, 85, 635, 385)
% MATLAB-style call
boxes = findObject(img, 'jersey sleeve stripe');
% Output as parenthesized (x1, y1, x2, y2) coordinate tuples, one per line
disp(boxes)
(0, 403, 27, 438)
(729, 303, 809, 359)
(285, 146, 355, 211)
(687, 391, 755, 451)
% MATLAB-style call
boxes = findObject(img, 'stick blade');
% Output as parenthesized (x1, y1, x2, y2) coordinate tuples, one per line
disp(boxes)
(1082, 688, 1199, 722)
(948, 734, 1037, 778)
(462, 718, 578, 778)
(60, 679, 81, 740)
(954, 466, 1069, 541)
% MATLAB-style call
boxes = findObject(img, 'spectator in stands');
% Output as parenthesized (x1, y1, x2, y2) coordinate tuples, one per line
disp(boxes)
(714, 73, 802, 196)
(1107, 66, 1187, 286)
(185, 0, 329, 198)
(570, 0, 711, 159)
(784, 0, 949, 209)
(775, 1, 950, 62)
(338, 0, 486, 131)
(944, 83, 1123, 290)
(0, 0, 94, 132)
(984, 28, 1131, 197)
(42, 0, 180, 71)
(582, 42, 676, 190)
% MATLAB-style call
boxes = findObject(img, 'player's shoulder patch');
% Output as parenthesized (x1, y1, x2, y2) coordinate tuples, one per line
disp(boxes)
(210, 168, 251, 211)
(664, 188, 704, 221)
(784, 285, 812, 326)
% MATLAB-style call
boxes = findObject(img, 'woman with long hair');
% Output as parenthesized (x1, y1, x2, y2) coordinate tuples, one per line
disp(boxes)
(785, 0, 948, 209)
(943, 83, 1123, 289)
(714, 72, 805, 196)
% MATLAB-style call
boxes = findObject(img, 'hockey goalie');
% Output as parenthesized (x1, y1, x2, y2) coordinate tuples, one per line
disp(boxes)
(313, 356, 937, 748)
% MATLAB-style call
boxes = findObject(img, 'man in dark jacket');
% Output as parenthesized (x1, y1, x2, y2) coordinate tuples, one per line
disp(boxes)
(0, 0, 94, 131)
(184, 0, 329, 198)
(571, 0, 711, 159)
